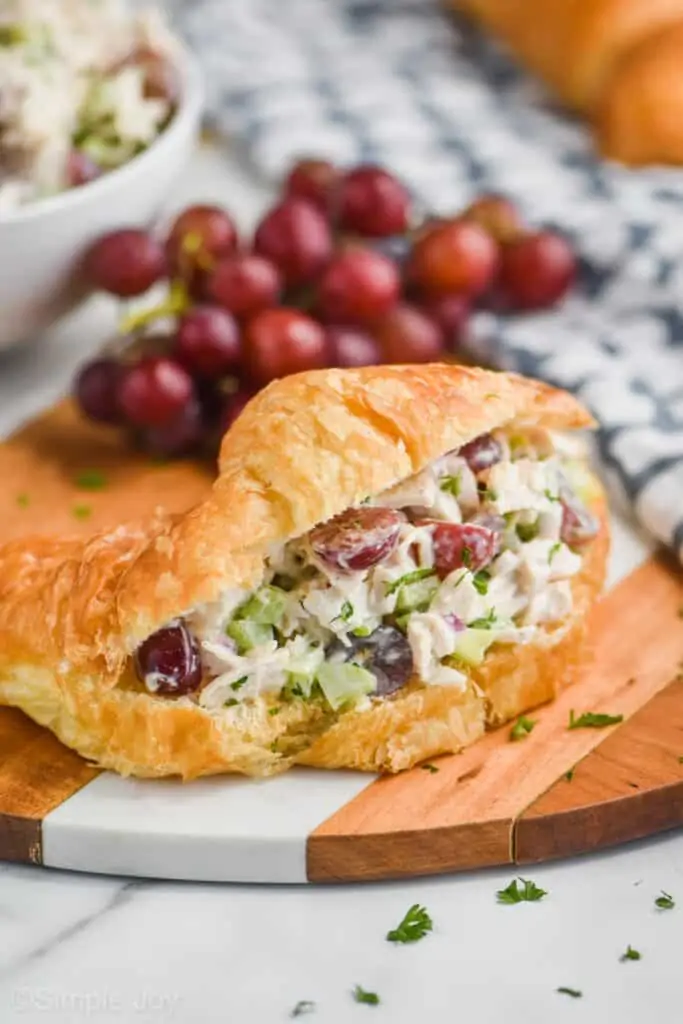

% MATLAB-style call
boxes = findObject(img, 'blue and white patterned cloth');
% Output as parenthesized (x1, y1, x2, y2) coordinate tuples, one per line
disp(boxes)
(170, 0, 683, 559)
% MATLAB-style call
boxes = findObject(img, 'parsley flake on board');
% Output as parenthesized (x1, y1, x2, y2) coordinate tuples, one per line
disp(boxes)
(290, 1000, 316, 1017)
(72, 504, 92, 520)
(421, 763, 439, 774)
(496, 878, 547, 904)
(620, 946, 641, 962)
(352, 986, 379, 1006)
(74, 468, 107, 491)
(15, 493, 30, 508)
(557, 988, 582, 999)
(385, 568, 435, 596)
(440, 474, 461, 497)
(386, 904, 433, 943)
(568, 709, 624, 730)
(655, 891, 675, 910)
(510, 716, 536, 741)
(565, 769, 575, 782)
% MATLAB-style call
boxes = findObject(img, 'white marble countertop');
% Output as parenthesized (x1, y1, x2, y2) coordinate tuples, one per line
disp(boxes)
(0, 145, 681, 1024)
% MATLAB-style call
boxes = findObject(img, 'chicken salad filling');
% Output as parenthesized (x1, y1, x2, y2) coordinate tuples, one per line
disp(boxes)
(131, 427, 601, 714)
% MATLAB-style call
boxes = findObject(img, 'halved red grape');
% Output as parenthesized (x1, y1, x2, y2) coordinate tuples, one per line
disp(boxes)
(244, 308, 327, 385)
(420, 520, 499, 578)
(560, 487, 599, 546)
(461, 194, 523, 244)
(74, 357, 123, 424)
(117, 356, 194, 428)
(284, 158, 338, 212)
(310, 507, 405, 573)
(326, 625, 413, 696)
(498, 231, 576, 310)
(338, 165, 411, 237)
(208, 253, 281, 320)
(174, 306, 241, 377)
(165, 205, 239, 282)
(142, 399, 204, 458)
(325, 325, 381, 367)
(419, 294, 470, 353)
(459, 433, 504, 473)
(253, 198, 332, 287)
(408, 220, 498, 298)
(374, 303, 444, 364)
(67, 150, 101, 188)
(134, 620, 202, 696)
(85, 229, 166, 297)
(318, 248, 399, 324)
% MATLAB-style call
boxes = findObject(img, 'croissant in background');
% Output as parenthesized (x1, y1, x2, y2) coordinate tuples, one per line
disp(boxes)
(449, 0, 683, 166)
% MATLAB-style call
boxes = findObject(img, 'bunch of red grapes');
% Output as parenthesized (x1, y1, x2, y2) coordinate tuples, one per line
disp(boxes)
(75, 158, 577, 459)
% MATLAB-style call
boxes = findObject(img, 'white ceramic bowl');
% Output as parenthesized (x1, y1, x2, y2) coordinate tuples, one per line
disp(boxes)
(0, 47, 203, 351)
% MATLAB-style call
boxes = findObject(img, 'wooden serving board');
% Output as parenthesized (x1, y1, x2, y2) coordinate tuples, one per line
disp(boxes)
(1, 402, 683, 884)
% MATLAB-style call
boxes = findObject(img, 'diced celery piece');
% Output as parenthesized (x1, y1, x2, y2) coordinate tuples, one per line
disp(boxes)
(395, 576, 439, 613)
(226, 619, 273, 653)
(316, 663, 375, 711)
(235, 585, 288, 626)
(452, 628, 496, 667)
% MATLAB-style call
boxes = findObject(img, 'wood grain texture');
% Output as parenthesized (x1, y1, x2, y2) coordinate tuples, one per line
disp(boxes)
(307, 555, 683, 882)
(516, 677, 683, 863)
(0, 399, 211, 543)
(0, 708, 99, 863)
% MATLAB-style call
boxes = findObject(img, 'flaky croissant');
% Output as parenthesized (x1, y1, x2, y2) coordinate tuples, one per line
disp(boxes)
(450, 0, 683, 166)
(0, 365, 608, 780)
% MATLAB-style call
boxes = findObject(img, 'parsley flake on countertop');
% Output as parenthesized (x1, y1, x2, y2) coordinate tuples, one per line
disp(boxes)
(352, 986, 379, 1006)
(74, 469, 107, 491)
(496, 878, 547, 904)
(290, 1000, 316, 1017)
(620, 945, 641, 962)
(15, 493, 30, 508)
(386, 903, 433, 943)
(72, 504, 92, 520)
(557, 988, 582, 998)
(510, 715, 536, 741)
(421, 763, 439, 773)
(655, 891, 675, 910)
(568, 709, 624, 730)
(565, 769, 575, 782)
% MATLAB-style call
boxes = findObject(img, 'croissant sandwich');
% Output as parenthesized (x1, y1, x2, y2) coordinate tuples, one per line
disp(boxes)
(450, 0, 683, 166)
(0, 365, 609, 779)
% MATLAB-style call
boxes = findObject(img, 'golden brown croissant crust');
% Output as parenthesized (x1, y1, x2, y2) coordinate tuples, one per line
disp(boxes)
(0, 364, 608, 779)
(450, 0, 683, 166)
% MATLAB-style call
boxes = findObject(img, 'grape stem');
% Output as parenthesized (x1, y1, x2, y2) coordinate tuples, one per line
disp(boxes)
(118, 280, 190, 334)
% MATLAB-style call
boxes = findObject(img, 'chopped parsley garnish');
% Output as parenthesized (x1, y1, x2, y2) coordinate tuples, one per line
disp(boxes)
(421, 763, 439, 774)
(472, 570, 490, 595)
(620, 945, 641, 962)
(230, 677, 248, 691)
(516, 521, 539, 543)
(568, 709, 624, 730)
(268, 706, 281, 716)
(510, 716, 536, 741)
(0, 24, 27, 46)
(440, 474, 461, 497)
(461, 546, 472, 568)
(386, 904, 433, 943)
(496, 878, 547, 904)
(340, 601, 354, 622)
(15, 493, 30, 508)
(469, 608, 497, 630)
(352, 986, 379, 1006)
(544, 489, 561, 503)
(290, 1001, 316, 1017)
(385, 568, 435, 596)
(557, 987, 582, 999)
(548, 541, 563, 564)
(565, 769, 575, 782)
(72, 504, 92, 520)
(481, 488, 498, 502)
(224, 698, 239, 708)
(74, 469, 107, 491)
(655, 891, 675, 910)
